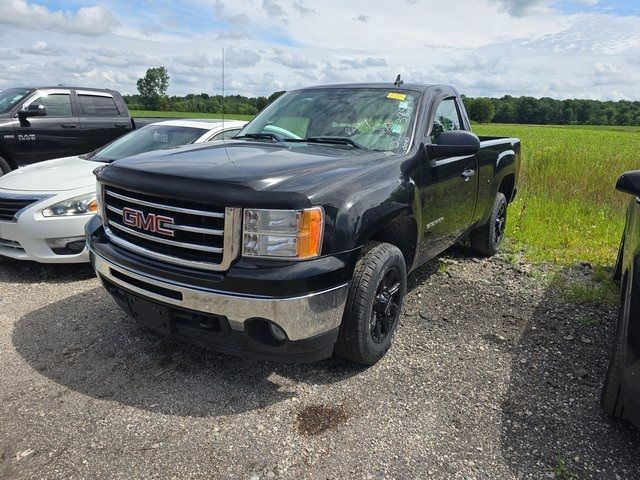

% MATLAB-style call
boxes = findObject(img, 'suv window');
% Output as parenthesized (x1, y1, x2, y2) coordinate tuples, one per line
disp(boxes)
(431, 98, 462, 142)
(34, 93, 73, 117)
(209, 128, 242, 141)
(79, 94, 120, 116)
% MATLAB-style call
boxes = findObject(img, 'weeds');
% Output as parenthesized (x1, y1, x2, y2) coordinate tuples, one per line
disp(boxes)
(547, 456, 578, 479)
(547, 266, 619, 307)
(475, 124, 633, 267)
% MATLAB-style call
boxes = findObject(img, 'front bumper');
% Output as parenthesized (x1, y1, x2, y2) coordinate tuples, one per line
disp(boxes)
(0, 188, 93, 263)
(90, 248, 351, 362)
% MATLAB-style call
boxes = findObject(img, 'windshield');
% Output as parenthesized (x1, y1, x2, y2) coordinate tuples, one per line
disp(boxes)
(91, 124, 208, 162)
(0, 88, 33, 114)
(239, 88, 420, 153)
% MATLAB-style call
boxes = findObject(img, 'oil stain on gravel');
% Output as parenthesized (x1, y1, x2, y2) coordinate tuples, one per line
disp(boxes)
(296, 404, 349, 436)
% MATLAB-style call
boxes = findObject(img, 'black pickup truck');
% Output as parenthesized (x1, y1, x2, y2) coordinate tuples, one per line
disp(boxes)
(87, 82, 521, 364)
(0, 86, 134, 175)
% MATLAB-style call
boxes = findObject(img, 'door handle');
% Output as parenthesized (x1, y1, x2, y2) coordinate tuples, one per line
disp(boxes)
(61, 123, 77, 128)
(461, 169, 476, 181)
(115, 123, 129, 128)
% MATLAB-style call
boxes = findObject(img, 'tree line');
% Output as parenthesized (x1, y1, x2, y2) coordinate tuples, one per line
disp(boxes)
(124, 91, 285, 115)
(463, 95, 640, 126)
(129, 67, 640, 125)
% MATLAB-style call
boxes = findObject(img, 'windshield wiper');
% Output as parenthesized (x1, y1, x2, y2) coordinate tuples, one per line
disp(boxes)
(302, 137, 364, 149)
(235, 132, 284, 142)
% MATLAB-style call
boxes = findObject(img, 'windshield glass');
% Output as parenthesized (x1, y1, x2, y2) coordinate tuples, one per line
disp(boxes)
(91, 124, 208, 162)
(0, 88, 33, 114)
(239, 88, 420, 153)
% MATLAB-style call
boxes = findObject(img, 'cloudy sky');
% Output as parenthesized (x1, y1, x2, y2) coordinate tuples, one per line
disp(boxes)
(0, 0, 639, 100)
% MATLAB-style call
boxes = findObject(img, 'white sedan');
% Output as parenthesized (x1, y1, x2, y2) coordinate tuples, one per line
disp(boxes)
(0, 119, 246, 263)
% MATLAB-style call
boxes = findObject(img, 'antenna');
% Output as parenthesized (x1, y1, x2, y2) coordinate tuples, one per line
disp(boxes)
(221, 47, 225, 131)
(394, 74, 403, 87)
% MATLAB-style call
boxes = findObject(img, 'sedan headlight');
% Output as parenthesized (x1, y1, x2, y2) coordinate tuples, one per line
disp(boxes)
(42, 193, 98, 217)
(242, 207, 324, 259)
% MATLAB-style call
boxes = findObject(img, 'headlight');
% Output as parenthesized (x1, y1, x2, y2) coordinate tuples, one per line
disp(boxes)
(242, 207, 324, 259)
(42, 193, 98, 217)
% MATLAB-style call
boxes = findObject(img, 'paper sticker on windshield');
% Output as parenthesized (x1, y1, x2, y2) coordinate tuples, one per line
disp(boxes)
(387, 92, 407, 101)
(153, 132, 168, 143)
(399, 101, 409, 109)
(391, 124, 403, 134)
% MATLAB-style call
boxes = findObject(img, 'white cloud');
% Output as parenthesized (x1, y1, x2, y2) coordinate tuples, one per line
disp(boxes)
(0, 0, 119, 35)
(0, 49, 20, 61)
(271, 50, 318, 70)
(20, 41, 62, 56)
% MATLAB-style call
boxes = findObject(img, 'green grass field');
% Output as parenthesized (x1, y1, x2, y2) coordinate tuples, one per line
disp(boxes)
(132, 111, 635, 267)
(131, 110, 254, 121)
(474, 123, 638, 267)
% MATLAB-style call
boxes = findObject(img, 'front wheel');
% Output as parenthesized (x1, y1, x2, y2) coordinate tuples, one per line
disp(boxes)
(0, 156, 10, 177)
(470, 192, 507, 256)
(334, 242, 407, 365)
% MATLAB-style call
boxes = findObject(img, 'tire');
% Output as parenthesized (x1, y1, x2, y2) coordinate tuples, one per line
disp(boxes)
(334, 241, 407, 365)
(470, 192, 507, 256)
(601, 276, 629, 419)
(613, 234, 624, 283)
(0, 156, 10, 177)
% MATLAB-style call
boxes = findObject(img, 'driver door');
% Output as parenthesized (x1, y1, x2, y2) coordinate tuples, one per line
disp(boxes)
(418, 97, 478, 258)
(16, 90, 80, 165)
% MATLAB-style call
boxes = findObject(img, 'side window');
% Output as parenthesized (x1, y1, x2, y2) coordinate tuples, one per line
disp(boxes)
(33, 93, 73, 117)
(209, 128, 242, 141)
(430, 98, 462, 142)
(78, 95, 120, 116)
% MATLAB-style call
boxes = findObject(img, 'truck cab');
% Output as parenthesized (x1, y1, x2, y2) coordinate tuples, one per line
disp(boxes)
(0, 86, 133, 175)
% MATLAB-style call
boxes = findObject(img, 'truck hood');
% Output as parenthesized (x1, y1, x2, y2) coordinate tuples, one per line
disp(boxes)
(99, 141, 392, 208)
(0, 156, 98, 192)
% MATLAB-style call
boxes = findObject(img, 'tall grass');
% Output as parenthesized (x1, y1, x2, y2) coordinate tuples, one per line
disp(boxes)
(474, 124, 639, 266)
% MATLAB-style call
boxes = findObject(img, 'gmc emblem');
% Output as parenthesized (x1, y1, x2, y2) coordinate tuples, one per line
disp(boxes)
(121, 207, 175, 237)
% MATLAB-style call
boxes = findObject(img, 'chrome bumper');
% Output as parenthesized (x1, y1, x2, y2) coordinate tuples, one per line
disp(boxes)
(92, 251, 349, 341)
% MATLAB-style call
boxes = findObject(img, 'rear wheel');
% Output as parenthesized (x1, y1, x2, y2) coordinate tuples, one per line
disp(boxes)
(470, 192, 507, 256)
(601, 275, 629, 419)
(334, 242, 407, 365)
(0, 156, 10, 177)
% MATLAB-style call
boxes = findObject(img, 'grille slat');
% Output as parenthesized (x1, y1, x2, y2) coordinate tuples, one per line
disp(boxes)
(0, 196, 43, 222)
(103, 186, 240, 271)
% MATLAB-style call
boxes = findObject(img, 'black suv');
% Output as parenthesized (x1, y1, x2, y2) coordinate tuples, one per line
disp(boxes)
(0, 86, 134, 175)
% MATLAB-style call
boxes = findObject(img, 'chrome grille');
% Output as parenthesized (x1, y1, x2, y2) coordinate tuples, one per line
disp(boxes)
(102, 185, 241, 271)
(0, 194, 43, 222)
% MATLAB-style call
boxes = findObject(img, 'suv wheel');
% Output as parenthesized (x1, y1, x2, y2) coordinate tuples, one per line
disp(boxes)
(470, 192, 507, 256)
(0, 157, 10, 177)
(334, 241, 407, 365)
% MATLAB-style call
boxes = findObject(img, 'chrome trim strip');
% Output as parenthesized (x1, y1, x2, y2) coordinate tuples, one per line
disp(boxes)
(107, 220, 224, 253)
(92, 251, 349, 340)
(103, 207, 242, 272)
(105, 190, 225, 218)
(170, 224, 224, 236)
(106, 204, 223, 236)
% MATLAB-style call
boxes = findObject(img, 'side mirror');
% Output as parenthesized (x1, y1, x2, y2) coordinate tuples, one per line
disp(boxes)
(425, 130, 480, 159)
(18, 104, 47, 120)
(616, 170, 640, 196)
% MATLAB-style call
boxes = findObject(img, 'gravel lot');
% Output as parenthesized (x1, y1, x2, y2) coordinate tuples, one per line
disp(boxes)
(1, 249, 639, 479)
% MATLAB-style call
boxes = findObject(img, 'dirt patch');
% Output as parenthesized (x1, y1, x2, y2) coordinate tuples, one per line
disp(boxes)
(296, 404, 349, 436)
